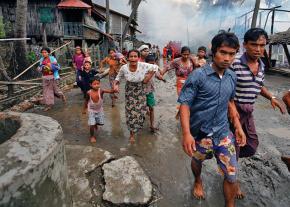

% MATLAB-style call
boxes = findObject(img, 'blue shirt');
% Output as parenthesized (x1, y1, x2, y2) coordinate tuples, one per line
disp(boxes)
(177, 64, 237, 143)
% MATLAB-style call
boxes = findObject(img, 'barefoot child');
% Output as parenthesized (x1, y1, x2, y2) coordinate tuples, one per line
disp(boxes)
(83, 77, 116, 143)
(145, 53, 165, 132)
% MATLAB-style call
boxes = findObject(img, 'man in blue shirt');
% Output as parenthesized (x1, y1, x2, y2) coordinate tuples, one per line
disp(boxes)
(178, 32, 246, 207)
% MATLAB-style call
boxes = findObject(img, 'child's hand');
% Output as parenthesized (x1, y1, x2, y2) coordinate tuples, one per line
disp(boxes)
(79, 76, 82, 81)
(114, 85, 119, 93)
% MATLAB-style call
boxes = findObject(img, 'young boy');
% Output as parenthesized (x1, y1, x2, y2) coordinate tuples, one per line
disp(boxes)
(145, 54, 165, 132)
(195, 46, 207, 67)
(83, 77, 116, 143)
(79, 61, 100, 98)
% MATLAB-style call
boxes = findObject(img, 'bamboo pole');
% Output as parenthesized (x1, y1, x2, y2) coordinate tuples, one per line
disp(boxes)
(13, 41, 72, 80)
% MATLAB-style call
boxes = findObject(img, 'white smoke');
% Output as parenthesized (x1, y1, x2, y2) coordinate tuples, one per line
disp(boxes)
(136, 0, 290, 50)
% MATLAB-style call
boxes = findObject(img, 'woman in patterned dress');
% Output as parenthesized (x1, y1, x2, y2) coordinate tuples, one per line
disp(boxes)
(114, 49, 159, 143)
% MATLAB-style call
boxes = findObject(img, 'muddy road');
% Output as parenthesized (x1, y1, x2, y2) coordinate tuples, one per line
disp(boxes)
(30, 69, 290, 207)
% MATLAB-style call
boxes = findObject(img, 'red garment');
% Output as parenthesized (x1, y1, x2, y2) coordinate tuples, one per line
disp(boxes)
(163, 47, 167, 58)
(138, 57, 145, 62)
(41, 58, 53, 76)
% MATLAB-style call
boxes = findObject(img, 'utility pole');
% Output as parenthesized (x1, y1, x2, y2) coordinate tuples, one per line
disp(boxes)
(251, 0, 261, 28)
(106, 0, 110, 34)
(105, 0, 110, 55)
(268, 8, 276, 63)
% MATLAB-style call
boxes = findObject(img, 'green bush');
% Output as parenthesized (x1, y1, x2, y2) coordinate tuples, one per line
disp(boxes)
(26, 51, 37, 64)
(0, 17, 5, 38)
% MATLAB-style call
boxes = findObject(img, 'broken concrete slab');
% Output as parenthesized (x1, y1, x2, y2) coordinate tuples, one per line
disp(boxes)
(65, 145, 114, 207)
(102, 156, 153, 205)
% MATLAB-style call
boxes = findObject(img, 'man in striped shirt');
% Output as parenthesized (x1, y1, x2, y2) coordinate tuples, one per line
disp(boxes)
(230, 28, 286, 199)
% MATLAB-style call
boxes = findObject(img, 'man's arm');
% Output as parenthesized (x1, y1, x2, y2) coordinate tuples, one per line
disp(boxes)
(260, 86, 286, 114)
(180, 104, 196, 157)
(178, 71, 200, 157)
(228, 100, 246, 146)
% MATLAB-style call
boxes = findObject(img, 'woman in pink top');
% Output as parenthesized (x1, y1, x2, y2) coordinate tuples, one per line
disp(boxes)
(162, 46, 198, 118)
(72, 46, 85, 90)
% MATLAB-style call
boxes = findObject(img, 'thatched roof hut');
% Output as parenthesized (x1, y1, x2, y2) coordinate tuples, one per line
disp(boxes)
(270, 28, 290, 45)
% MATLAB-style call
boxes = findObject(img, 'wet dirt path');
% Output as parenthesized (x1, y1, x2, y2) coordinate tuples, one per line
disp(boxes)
(30, 69, 290, 207)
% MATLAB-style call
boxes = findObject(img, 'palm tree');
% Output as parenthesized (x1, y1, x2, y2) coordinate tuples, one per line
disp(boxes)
(14, 0, 29, 78)
(128, 0, 145, 22)
(121, 0, 144, 46)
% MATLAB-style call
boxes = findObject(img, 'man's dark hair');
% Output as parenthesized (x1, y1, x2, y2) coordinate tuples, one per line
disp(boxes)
(84, 61, 92, 65)
(145, 54, 156, 63)
(89, 76, 100, 84)
(127, 49, 141, 58)
(41, 47, 51, 53)
(108, 48, 116, 53)
(198, 46, 207, 53)
(181, 46, 191, 54)
(211, 32, 240, 55)
(244, 28, 268, 43)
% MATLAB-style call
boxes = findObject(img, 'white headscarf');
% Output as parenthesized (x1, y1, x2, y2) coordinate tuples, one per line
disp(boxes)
(138, 44, 149, 52)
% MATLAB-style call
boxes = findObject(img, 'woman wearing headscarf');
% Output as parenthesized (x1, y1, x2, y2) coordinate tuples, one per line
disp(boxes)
(138, 44, 150, 62)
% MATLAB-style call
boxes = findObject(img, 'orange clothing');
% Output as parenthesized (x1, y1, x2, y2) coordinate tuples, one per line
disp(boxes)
(176, 76, 187, 96)
(102, 57, 120, 76)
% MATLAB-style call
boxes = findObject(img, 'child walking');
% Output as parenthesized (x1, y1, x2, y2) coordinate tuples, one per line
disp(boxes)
(83, 77, 116, 143)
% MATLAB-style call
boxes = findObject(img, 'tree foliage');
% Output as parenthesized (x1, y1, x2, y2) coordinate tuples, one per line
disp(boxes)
(0, 16, 5, 38)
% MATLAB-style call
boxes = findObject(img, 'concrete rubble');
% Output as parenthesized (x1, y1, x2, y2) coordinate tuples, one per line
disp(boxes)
(65, 145, 114, 207)
(102, 156, 153, 205)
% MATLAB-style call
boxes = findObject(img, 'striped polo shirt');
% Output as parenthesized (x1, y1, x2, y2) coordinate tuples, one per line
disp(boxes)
(231, 53, 265, 104)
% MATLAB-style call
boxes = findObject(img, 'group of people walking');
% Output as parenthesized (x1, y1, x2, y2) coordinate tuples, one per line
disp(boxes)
(179, 28, 285, 207)
(37, 27, 288, 207)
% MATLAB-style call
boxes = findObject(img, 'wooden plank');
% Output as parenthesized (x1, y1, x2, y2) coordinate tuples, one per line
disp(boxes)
(0, 81, 42, 85)
(0, 38, 31, 41)
(13, 41, 72, 80)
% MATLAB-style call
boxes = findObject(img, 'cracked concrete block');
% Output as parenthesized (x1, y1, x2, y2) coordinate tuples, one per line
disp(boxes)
(65, 145, 114, 206)
(102, 156, 153, 205)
